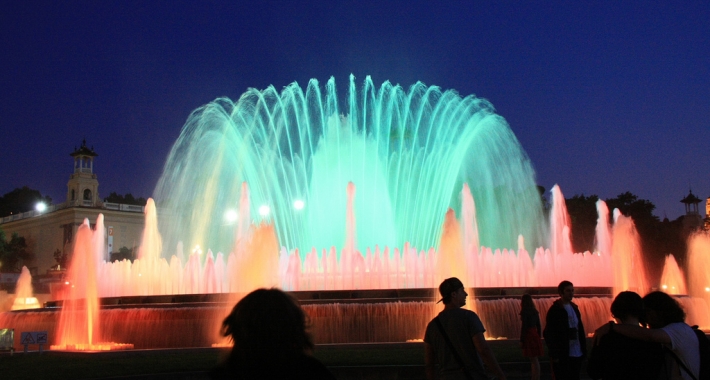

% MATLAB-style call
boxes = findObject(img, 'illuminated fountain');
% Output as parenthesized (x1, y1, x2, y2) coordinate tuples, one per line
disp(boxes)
(10, 266, 40, 310)
(154, 75, 547, 261)
(50, 217, 133, 351)
(1, 76, 708, 350)
(687, 232, 710, 326)
(660, 255, 687, 295)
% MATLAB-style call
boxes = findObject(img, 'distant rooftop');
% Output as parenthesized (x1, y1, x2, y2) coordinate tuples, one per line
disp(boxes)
(0, 201, 143, 225)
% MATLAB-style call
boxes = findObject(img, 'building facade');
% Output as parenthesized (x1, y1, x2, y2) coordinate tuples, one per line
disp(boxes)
(0, 141, 145, 274)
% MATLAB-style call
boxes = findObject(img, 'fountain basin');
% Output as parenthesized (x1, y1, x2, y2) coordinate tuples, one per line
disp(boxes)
(1, 288, 615, 352)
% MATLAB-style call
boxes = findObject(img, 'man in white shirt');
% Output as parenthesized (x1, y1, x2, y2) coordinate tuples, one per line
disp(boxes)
(543, 280, 586, 380)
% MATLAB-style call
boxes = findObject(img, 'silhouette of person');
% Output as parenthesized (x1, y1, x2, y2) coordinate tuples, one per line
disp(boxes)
(587, 291, 663, 379)
(594, 291, 701, 380)
(424, 277, 507, 380)
(520, 294, 543, 380)
(210, 288, 335, 380)
(543, 280, 586, 380)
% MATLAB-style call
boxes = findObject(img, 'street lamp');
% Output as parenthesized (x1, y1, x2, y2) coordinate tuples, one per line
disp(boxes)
(35, 202, 47, 212)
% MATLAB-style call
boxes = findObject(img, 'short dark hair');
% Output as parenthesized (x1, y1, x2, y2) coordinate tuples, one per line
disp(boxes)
(557, 280, 573, 295)
(642, 291, 685, 326)
(610, 291, 644, 321)
(438, 277, 464, 304)
(221, 288, 313, 362)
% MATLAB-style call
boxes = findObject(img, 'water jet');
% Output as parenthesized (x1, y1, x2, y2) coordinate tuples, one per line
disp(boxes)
(1, 76, 708, 352)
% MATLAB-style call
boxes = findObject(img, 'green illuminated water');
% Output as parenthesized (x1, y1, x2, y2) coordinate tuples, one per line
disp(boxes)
(153, 75, 547, 257)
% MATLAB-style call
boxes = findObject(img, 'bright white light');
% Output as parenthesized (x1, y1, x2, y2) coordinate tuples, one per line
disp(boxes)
(259, 205, 270, 216)
(35, 202, 47, 212)
(705, 287, 710, 292)
(661, 284, 668, 290)
(224, 209, 238, 223)
(293, 200, 305, 210)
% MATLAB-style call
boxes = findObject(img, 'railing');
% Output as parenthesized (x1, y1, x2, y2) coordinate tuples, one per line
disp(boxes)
(103, 203, 144, 212)
(0, 201, 145, 224)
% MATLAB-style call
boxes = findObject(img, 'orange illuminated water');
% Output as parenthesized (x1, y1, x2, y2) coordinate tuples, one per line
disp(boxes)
(49, 343, 134, 351)
(610, 211, 648, 296)
(55, 220, 101, 348)
(688, 232, 710, 328)
(660, 254, 686, 295)
(52, 216, 132, 351)
(76, 184, 626, 299)
(11, 266, 40, 310)
(30, 183, 709, 350)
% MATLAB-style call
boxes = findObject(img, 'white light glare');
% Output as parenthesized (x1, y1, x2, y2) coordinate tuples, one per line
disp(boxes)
(224, 209, 238, 223)
(293, 200, 305, 210)
(35, 202, 47, 212)
(259, 205, 270, 216)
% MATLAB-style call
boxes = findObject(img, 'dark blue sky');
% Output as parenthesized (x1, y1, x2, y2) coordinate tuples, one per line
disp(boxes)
(1, 1, 708, 219)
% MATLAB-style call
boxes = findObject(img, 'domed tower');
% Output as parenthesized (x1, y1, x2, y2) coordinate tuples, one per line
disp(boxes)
(66, 139, 100, 207)
(681, 189, 701, 215)
(680, 189, 702, 230)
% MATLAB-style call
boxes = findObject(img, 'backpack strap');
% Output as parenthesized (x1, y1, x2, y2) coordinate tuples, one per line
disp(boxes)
(434, 316, 475, 380)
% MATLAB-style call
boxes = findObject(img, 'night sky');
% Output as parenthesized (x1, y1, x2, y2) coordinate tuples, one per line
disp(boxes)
(1, 1, 708, 220)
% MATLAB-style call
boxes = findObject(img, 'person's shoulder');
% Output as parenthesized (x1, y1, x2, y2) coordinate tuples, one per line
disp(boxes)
(661, 322, 696, 339)
(427, 311, 445, 323)
(455, 307, 481, 319)
(547, 299, 563, 311)
(438, 308, 480, 322)
(424, 315, 440, 341)
(425, 317, 437, 331)
(662, 322, 691, 332)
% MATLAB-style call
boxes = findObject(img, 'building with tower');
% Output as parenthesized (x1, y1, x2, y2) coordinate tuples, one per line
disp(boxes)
(0, 141, 145, 275)
(67, 140, 100, 207)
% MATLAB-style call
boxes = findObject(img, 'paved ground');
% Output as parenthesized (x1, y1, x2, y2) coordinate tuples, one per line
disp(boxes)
(83, 362, 591, 380)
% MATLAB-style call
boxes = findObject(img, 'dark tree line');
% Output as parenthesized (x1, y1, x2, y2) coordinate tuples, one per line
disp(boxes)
(565, 192, 690, 282)
(110, 246, 135, 262)
(0, 187, 52, 218)
(103, 192, 147, 206)
(0, 228, 32, 273)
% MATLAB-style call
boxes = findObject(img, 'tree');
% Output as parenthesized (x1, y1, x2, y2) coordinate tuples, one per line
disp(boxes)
(103, 192, 147, 206)
(537, 185, 551, 213)
(605, 192, 660, 227)
(53, 248, 69, 270)
(606, 192, 665, 273)
(0, 186, 52, 217)
(0, 228, 33, 272)
(110, 246, 135, 262)
(565, 191, 684, 283)
(565, 194, 599, 253)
